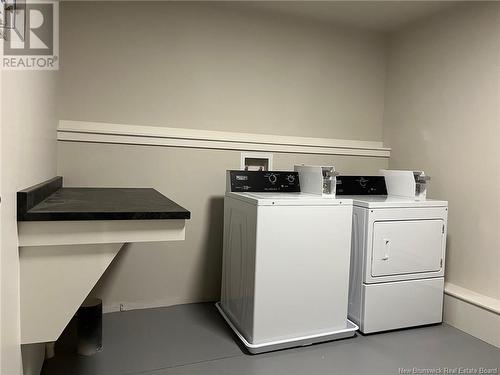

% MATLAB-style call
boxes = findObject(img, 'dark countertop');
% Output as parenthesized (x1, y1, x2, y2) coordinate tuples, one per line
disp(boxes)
(18, 177, 191, 221)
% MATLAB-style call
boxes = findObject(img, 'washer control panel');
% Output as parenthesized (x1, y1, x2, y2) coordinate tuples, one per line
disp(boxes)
(228, 171, 300, 192)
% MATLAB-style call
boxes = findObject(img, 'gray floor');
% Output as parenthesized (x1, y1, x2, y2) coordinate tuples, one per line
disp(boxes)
(42, 303, 500, 375)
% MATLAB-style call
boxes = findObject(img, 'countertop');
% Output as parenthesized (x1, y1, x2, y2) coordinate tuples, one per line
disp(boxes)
(18, 177, 191, 221)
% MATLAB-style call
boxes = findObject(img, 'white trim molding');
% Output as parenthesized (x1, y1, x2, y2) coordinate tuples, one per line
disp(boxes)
(58, 120, 390, 158)
(444, 282, 500, 348)
(445, 282, 500, 315)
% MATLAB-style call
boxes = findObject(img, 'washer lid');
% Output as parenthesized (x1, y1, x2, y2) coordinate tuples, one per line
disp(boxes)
(226, 192, 352, 206)
(342, 195, 447, 208)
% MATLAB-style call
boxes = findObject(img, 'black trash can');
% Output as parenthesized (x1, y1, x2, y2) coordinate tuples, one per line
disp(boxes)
(77, 297, 102, 356)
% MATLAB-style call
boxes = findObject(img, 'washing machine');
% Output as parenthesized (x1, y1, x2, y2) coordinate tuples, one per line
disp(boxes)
(337, 173, 448, 334)
(217, 170, 358, 353)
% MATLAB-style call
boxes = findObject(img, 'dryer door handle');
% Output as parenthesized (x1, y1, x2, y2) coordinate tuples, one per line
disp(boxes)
(381, 239, 390, 260)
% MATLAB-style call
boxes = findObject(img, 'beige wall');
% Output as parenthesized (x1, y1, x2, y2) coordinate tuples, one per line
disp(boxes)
(0, 55, 3, 375)
(1, 0, 498, 369)
(384, 2, 500, 300)
(58, 142, 388, 311)
(57, 1, 390, 311)
(1, 69, 59, 375)
(59, 1, 387, 141)
(0, 50, 3, 375)
(382, 2, 500, 344)
(57, 1, 500, 341)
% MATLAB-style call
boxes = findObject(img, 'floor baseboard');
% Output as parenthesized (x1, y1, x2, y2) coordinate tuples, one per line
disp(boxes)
(444, 293, 500, 348)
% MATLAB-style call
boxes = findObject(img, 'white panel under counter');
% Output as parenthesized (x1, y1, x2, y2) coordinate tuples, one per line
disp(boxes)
(18, 219, 186, 247)
(20, 243, 123, 344)
(17, 177, 190, 345)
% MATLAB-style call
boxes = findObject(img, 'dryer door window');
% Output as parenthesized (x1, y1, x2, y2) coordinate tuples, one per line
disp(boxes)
(371, 219, 444, 277)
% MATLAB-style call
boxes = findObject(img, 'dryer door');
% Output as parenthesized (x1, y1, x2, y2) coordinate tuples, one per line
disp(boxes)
(371, 219, 444, 277)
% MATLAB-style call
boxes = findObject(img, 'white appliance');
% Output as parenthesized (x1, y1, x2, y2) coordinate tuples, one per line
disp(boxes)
(217, 170, 358, 353)
(294, 165, 338, 197)
(337, 175, 448, 334)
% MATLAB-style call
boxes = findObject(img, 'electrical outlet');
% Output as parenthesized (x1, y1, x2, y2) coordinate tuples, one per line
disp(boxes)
(240, 152, 273, 171)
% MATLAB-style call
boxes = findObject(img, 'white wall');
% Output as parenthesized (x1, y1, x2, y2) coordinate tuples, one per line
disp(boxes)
(57, 1, 390, 312)
(383, 2, 500, 346)
(1, 69, 59, 374)
(59, 1, 387, 141)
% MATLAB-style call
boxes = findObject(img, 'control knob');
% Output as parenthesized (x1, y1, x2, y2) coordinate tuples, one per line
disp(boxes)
(268, 174, 277, 184)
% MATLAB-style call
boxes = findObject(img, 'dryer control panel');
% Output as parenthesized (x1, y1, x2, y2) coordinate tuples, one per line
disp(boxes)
(336, 176, 387, 195)
(227, 170, 300, 192)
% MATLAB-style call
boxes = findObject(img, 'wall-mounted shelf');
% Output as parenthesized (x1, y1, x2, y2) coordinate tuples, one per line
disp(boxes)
(17, 177, 190, 344)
